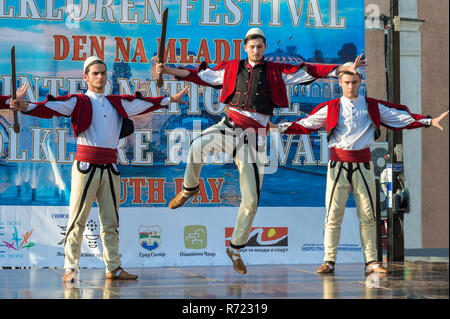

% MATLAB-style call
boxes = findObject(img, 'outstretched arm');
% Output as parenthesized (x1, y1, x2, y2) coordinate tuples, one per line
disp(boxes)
(379, 100, 448, 131)
(155, 61, 224, 87)
(123, 87, 189, 117)
(155, 63, 190, 79)
(282, 53, 366, 86)
(7, 83, 77, 119)
(275, 103, 328, 135)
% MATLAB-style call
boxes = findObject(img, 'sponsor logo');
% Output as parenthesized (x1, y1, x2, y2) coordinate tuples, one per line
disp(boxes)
(184, 225, 207, 249)
(225, 227, 288, 247)
(138, 225, 161, 252)
(56, 218, 100, 249)
(180, 225, 215, 257)
(51, 213, 69, 219)
(85, 219, 100, 249)
(57, 225, 67, 246)
(56, 218, 102, 258)
(0, 221, 36, 259)
(51, 211, 69, 247)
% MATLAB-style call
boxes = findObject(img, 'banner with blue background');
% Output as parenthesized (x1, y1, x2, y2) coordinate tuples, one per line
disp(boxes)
(0, 0, 366, 267)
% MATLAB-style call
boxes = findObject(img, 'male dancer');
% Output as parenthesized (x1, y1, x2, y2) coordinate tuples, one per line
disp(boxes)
(156, 28, 365, 274)
(274, 66, 448, 274)
(4, 56, 188, 281)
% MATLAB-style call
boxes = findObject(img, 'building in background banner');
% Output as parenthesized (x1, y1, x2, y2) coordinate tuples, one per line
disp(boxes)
(0, 0, 366, 267)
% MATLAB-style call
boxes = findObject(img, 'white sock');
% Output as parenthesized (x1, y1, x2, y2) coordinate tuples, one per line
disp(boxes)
(230, 247, 241, 260)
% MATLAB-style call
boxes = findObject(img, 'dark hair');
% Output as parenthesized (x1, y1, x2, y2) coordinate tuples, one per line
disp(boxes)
(244, 34, 266, 45)
(84, 60, 107, 74)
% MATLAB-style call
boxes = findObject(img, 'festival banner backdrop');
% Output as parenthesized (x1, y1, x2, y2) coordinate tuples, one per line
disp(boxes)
(0, 0, 366, 267)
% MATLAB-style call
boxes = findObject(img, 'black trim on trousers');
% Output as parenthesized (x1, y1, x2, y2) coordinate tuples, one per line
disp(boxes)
(326, 161, 376, 223)
(230, 242, 247, 249)
(65, 166, 97, 244)
(107, 168, 120, 229)
(190, 128, 226, 146)
(230, 159, 261, 250)
(345, 162, 353, 185)
(325, 162, 344, 225)
(182, 184, 200, 192)
(252, 162, 261, 203)
(356, 164, 375, 219)
(223, 116, 234, 129)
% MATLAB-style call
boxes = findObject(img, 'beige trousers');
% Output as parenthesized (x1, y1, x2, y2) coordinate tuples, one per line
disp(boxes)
(323, 160, 377, 263)
(183, 118, 265, 248)
(64, 161, 121, 272)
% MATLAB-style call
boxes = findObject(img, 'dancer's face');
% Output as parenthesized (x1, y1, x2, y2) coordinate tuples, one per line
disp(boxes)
(244, 38, 266, 63)
(339, 73, 361, 100)
(83, 63, 107, 93)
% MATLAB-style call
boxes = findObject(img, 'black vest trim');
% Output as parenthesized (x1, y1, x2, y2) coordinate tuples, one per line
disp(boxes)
(227, 60, 275, 115)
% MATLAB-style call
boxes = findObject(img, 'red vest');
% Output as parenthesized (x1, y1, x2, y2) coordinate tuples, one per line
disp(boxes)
(0, 95, 9, 109)
(24, 93, 164, 137)
(182, 60, 337, 109)
(285, 97, 427, 138)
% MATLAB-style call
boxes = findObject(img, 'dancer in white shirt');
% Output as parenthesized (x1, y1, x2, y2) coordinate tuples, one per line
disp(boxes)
(6, 56, 188, 282)
(274, 66, 448, 274)
(156, 28, 365, 275)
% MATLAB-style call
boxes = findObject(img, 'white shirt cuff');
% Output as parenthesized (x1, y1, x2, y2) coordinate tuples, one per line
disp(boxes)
(161, 96, 171, 106)
(327, 68, 338, 78)
(418, 117, 432, 127)
(24, 103, 38, 112)
(278, 122, 292, 133)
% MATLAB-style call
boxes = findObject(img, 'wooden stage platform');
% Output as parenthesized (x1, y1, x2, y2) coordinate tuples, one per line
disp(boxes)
(0, 259, 447, 300)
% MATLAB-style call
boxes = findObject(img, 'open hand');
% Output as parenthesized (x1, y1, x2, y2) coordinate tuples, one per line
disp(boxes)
(170, 86, 189, 105)
(352, 53, 367, 70)
(431, 110, 449, 131)
(338, 53, 367, 74)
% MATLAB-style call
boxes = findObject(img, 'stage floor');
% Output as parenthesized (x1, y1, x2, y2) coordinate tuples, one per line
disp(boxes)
(0, 259, 448, 300)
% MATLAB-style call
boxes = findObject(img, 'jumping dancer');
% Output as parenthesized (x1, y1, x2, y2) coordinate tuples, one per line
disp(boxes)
(156, 28, 365, 274)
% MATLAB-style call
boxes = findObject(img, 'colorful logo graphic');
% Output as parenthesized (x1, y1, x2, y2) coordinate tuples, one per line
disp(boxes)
(0, 224, 36, 253)
(184, 225, 207, 249)
(225, 227, 288, 247)
(138, 225, 161, 252)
